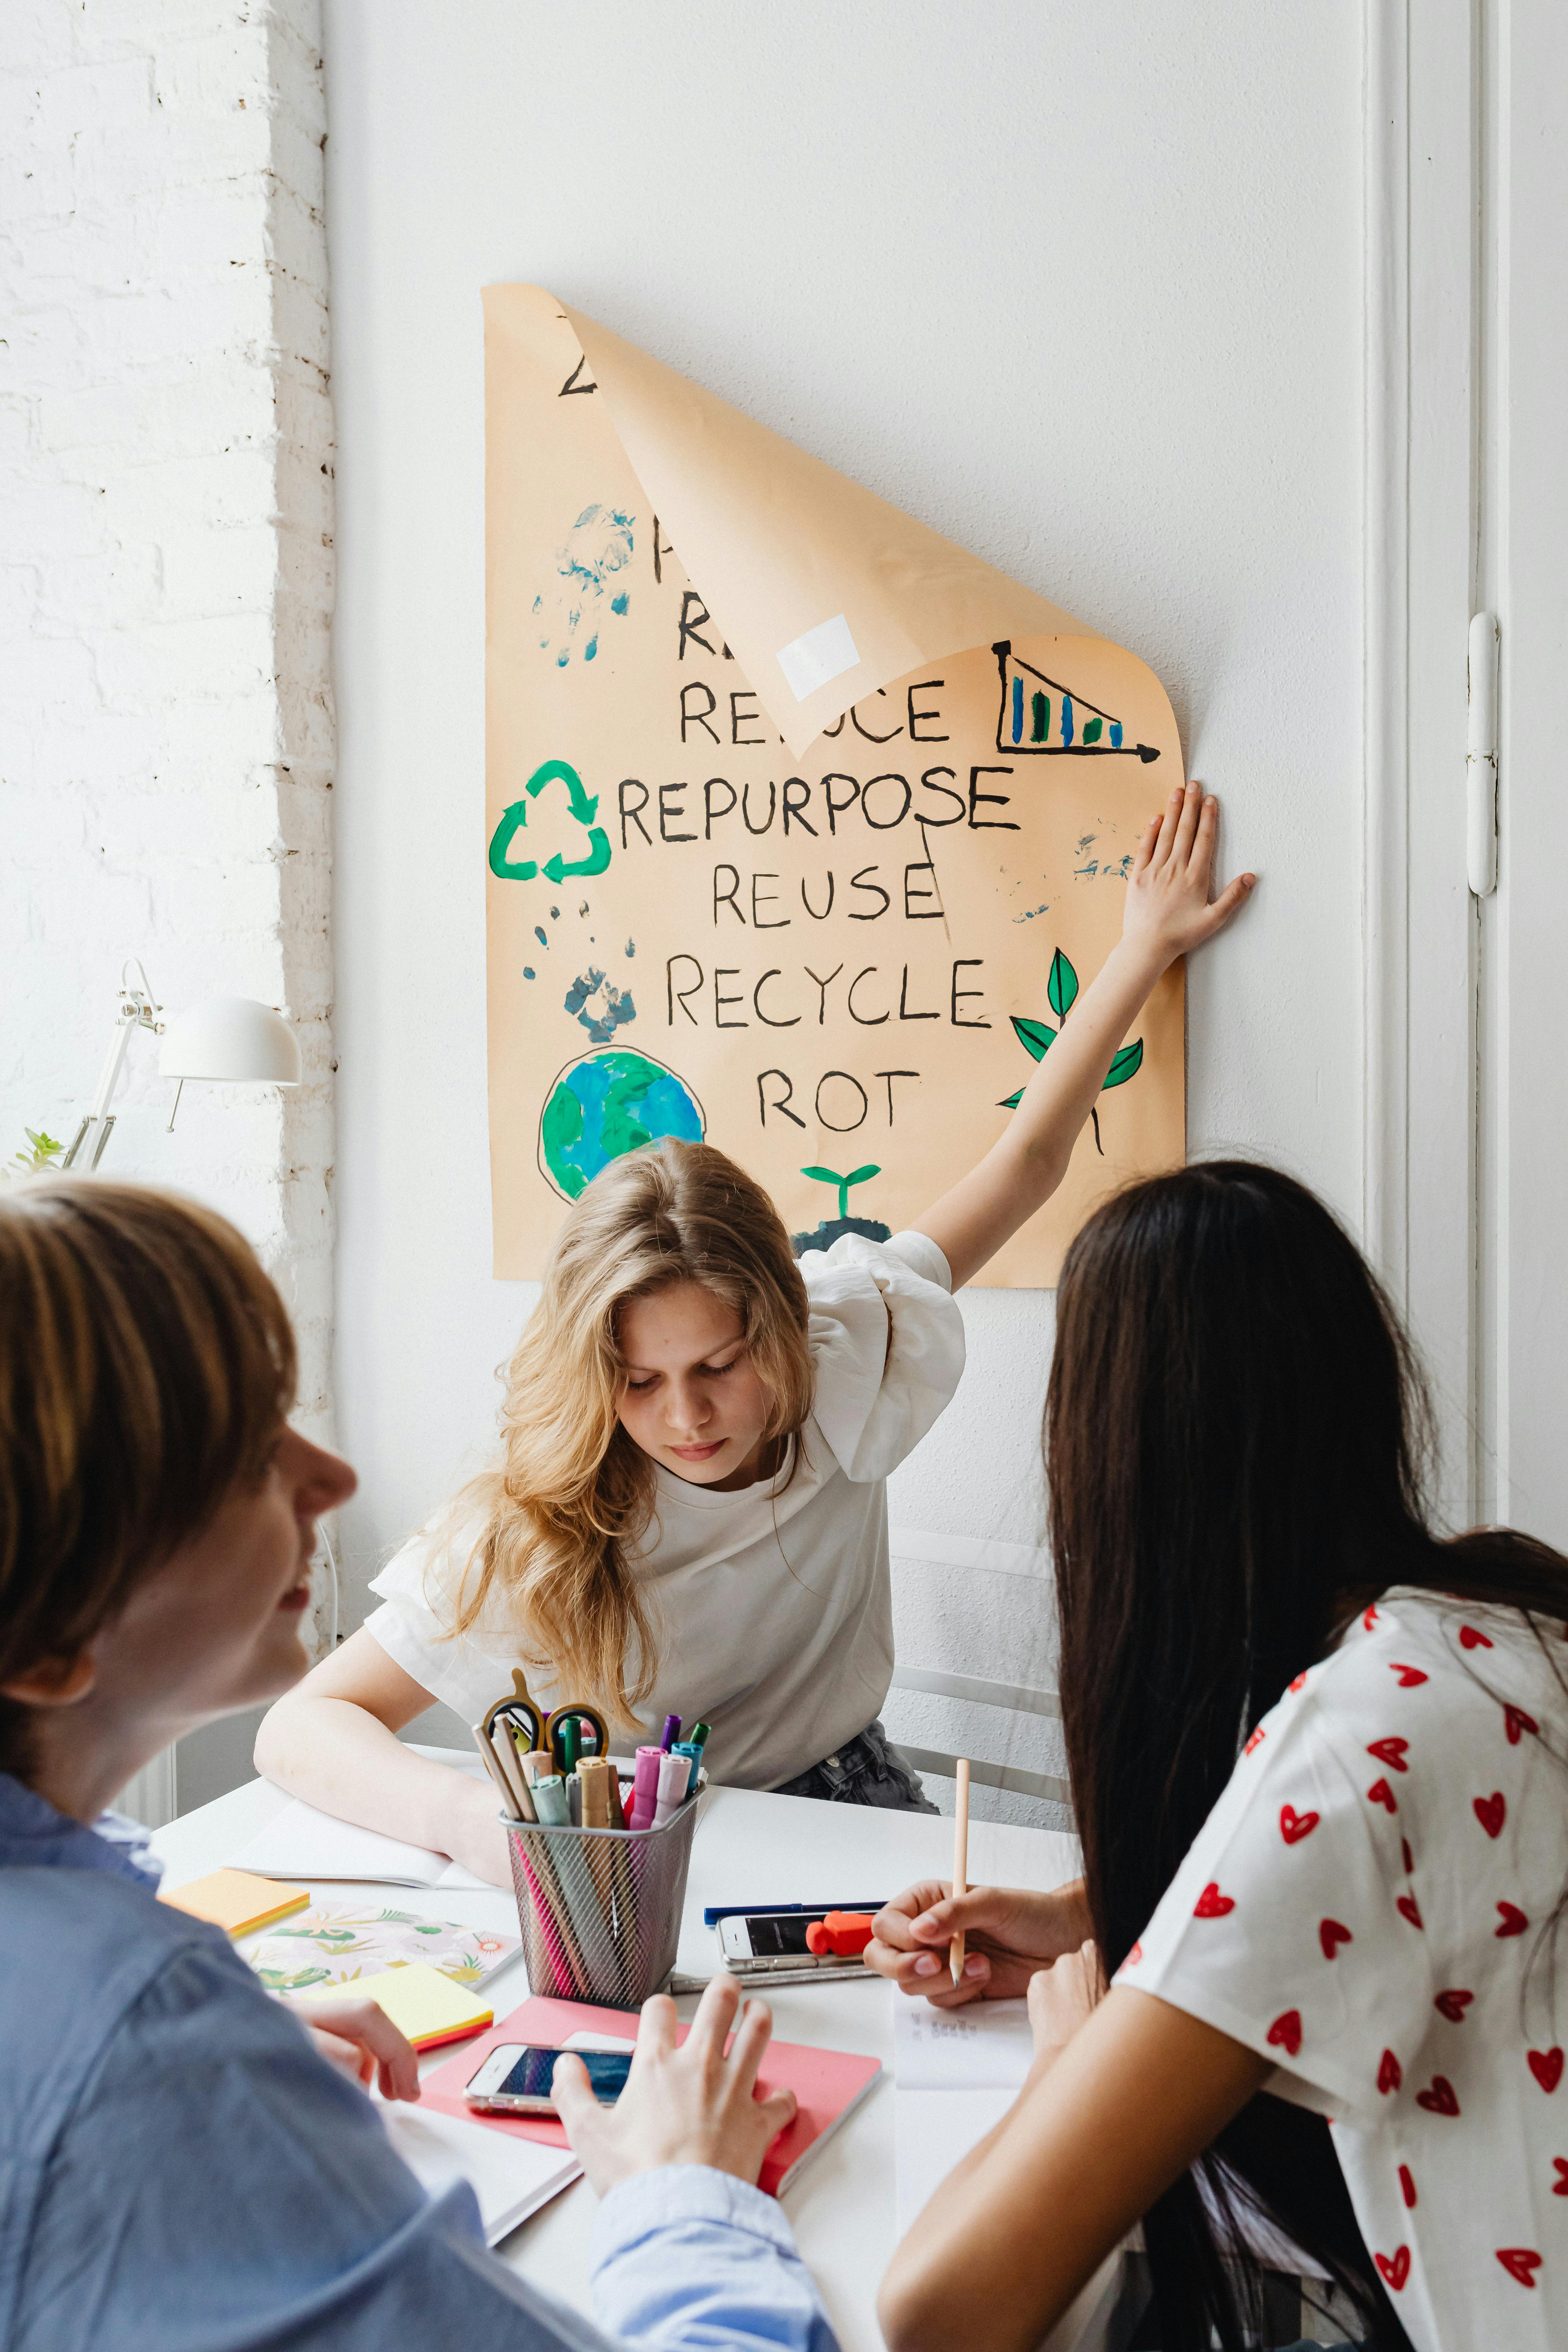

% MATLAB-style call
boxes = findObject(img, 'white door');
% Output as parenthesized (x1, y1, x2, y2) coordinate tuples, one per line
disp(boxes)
(1370, 0, 1567, 1550)
(1477, 0, 1568, 1543)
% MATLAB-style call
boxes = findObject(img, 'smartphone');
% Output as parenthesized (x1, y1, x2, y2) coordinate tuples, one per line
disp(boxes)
(718, 1910, 866, 1968)
(463, 2043, 632, 2115)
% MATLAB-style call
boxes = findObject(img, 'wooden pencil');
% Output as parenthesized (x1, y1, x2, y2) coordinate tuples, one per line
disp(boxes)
(950, 1757, 971, 1986)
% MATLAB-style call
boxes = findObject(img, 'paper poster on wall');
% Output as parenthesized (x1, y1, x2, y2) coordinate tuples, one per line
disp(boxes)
(484, 285, 1184, 1286)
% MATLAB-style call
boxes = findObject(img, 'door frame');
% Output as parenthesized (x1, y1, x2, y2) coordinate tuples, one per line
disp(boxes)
(1363, 0, 1479, 1528)
(1368, 0, 1568, 1545)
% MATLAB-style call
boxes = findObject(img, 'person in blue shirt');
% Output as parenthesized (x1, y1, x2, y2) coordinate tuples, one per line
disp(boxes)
(0, 1175, 838, 2352)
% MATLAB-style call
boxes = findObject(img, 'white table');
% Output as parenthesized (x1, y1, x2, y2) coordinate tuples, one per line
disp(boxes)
(152, 1765, 1101, 2352)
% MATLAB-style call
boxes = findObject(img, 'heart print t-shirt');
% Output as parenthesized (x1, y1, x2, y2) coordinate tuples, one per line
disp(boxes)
(1120, 1589, 1568, 2352)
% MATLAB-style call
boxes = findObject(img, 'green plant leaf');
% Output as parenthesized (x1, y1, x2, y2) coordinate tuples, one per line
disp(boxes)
(1010, 1016, 1057, 1063)
(843, 1164, 881, 1188)
(800, 1165, 843, 1185)
(998, 1087, 1024, 1109)
(1048, 948, 1079, 1020)
(1101, 1038, 1144, 1090)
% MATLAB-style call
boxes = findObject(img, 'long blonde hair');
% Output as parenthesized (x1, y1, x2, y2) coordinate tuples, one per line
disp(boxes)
(445, 1140, 814, 1725)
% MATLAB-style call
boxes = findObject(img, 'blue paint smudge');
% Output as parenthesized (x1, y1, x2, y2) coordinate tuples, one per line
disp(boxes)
(534, 505, 636, 666)
(1110, 720, 1123, 749)
(1061, 693, 1074, 748)
(564, 967, 638, 1046)
(534, 926, 549, 947)
(1011, 675, 1023, 744)
(524, 966, 535, 980)
(625, 938, 635, 957)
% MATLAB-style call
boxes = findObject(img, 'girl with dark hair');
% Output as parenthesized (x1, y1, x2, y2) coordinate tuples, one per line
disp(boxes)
(868, 1161, 1568, 2352)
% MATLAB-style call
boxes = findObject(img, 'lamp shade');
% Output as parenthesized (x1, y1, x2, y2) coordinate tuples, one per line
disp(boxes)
(158, 997, 301, 1085)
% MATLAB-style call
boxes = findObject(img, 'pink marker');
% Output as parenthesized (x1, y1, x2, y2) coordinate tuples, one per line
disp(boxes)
(629, 1744, 664, 1831)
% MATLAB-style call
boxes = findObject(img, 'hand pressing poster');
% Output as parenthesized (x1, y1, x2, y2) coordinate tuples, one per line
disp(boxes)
(484, 285, 1184, 1286)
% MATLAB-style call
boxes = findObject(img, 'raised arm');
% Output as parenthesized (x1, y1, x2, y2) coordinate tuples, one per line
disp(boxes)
(914, 782, 1254, 1289)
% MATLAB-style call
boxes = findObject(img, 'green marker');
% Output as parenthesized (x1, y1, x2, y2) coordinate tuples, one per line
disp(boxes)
(690, 1722, 711, 1751)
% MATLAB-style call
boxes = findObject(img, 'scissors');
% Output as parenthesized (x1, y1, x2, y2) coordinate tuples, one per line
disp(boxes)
(546, 1702, 610, 1776)
(481, 1668, 547, 1762)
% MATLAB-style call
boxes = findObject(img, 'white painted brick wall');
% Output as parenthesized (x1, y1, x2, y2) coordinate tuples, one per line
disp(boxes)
(0, 2, 337, 1551)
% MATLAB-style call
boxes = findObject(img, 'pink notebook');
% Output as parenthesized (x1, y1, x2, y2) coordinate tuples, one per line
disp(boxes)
(420, 1993, 881, 2197)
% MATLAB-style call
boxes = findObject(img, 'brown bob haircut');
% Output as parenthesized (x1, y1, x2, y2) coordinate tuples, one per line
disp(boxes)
(0, 1178, 296, 1779)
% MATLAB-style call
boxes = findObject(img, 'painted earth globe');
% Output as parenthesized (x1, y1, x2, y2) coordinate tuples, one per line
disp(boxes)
(538, 1047, 705, 1201)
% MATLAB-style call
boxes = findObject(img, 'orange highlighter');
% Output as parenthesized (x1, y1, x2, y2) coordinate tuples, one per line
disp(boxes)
(804, 1911, 877, 1958)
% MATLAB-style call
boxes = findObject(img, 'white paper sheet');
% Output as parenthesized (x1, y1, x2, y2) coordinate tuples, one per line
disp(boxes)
(228, 1798, 493, 1891)
(893, 1994, 1035, 2092)
(376, 2100, 580, 2244)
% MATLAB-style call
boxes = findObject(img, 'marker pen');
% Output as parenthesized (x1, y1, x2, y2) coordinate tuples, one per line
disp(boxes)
(629, 1744, 664, 1831)
(531, 1774, 569, 1827)
(689, 1722, 711, 1753)
(653, 1749, 690, 1826)
(660, 1713, 682, 1753)
(670, 1739, 703, 1797)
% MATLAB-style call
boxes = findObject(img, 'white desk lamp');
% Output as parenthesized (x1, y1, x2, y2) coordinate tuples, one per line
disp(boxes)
(62, 958, 301, 1169)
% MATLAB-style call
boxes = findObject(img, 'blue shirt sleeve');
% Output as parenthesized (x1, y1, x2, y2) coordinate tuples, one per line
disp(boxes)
(591, 2168, 841, 2351)
(14, 1933, 836, 2352)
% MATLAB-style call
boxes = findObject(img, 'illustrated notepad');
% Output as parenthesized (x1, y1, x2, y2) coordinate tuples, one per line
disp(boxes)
(245, 1903, 518, 1993)
(421, 1994, 881, 2198)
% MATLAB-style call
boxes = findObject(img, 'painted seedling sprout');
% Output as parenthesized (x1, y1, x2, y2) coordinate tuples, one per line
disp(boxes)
(801, 1163, 881, 1222)
(790, 1162, 892, 1257)
(1000, 948, 1143, 1155)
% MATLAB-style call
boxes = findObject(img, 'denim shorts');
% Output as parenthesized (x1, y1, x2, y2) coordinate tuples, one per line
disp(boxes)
(772, 1718, 938, 1812)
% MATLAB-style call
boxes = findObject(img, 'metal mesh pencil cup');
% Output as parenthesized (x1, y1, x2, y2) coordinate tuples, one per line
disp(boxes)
(504, 1781, 706, 2009)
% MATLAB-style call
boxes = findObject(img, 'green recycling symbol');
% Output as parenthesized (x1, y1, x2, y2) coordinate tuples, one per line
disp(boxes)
(488, 758, 611, 883)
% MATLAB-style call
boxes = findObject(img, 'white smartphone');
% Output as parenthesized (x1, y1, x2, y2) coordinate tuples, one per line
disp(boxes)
(717, 1909, 871, 1971)
(462, 2042, 633, 2115)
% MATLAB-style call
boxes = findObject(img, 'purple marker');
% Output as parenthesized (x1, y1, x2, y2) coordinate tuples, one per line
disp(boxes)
(629, 1744, 664, 1831)
(660, 1713, 682, 1753)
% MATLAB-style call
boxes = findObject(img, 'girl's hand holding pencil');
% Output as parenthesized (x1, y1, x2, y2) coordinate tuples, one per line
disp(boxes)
(864, 1876, 1094, 2010)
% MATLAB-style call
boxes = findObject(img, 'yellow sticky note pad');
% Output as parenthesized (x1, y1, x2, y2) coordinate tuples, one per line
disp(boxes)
(159, 1868, 310, 1938)
(311, 1961, 493, 2051)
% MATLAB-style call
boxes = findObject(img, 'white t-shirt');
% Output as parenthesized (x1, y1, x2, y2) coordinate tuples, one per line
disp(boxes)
(363, 1230, 964, 1790)
(1120, 1588, 1568, 2351)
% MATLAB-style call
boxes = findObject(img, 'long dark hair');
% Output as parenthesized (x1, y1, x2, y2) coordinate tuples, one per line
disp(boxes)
(1047, 1160, 1568, 2352)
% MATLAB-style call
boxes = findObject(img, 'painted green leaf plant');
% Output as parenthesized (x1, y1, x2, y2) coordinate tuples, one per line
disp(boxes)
(801, 1163, 880, 1220)
(998, 948, 1142, 1155)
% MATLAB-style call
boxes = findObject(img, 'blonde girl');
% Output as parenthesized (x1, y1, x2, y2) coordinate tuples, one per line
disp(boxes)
(258, 783, 1253, 1885)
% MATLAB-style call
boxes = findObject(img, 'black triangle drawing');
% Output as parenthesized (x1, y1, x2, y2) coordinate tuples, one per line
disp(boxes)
(560, 354, 598, 396)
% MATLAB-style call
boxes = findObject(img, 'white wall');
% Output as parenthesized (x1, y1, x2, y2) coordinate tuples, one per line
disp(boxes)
(322, 0, 1364, 1813)
(0, 0, 337, 1816)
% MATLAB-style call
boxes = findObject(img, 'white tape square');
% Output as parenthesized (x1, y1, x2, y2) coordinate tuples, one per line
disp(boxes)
(776, 612, 860, 701)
